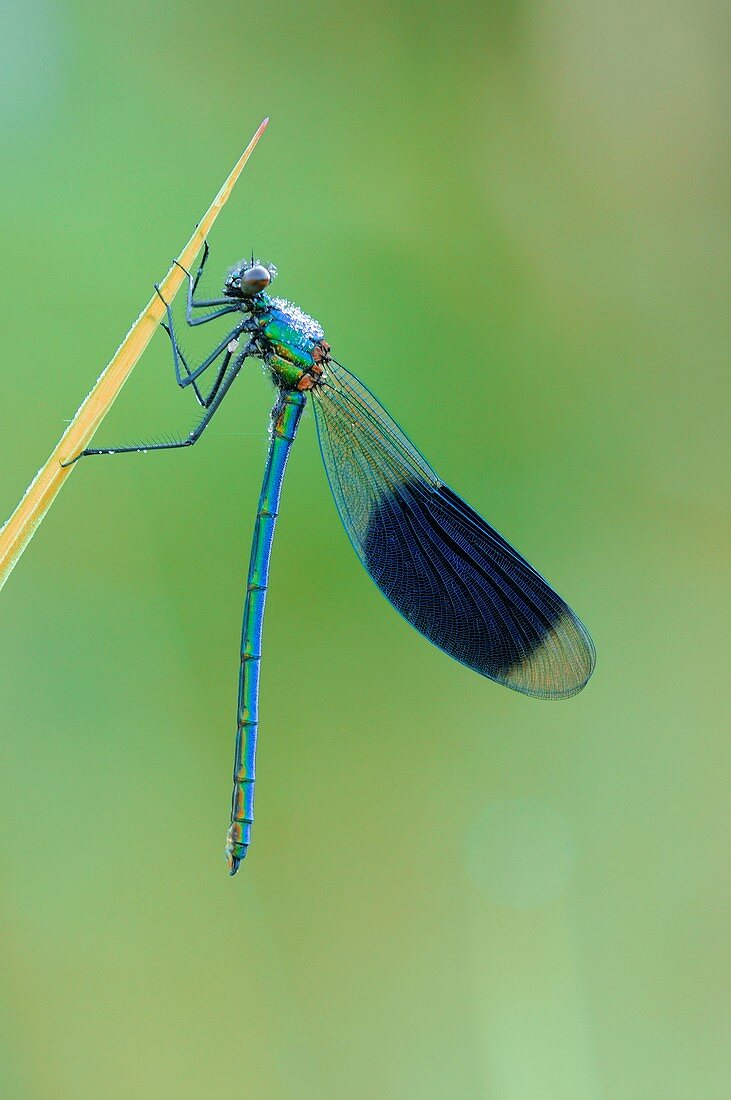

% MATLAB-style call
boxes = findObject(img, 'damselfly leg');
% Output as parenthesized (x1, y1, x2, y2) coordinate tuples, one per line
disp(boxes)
(154, 283, 251, 407)
(62, 344, 253, 464)
(176, 243, 241, 316)
(153, 284, 251, 391)
(160, 337, 236, 408)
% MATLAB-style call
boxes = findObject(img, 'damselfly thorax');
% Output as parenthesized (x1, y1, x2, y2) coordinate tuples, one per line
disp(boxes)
(250, 293, 331, 392)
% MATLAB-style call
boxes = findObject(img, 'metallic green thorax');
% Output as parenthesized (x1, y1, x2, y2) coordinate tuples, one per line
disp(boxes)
(250, 292, 325, 389)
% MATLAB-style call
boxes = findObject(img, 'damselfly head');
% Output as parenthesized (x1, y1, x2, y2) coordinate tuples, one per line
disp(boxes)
(224, 259, 277, 298)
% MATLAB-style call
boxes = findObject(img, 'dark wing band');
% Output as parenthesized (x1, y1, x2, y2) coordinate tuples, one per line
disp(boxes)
(311, 360, 595, 699)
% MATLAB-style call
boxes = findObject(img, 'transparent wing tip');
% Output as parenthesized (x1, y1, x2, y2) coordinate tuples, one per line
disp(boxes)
(502, 609, 596, 699)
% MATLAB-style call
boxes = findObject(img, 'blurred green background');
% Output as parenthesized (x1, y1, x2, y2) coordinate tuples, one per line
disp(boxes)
(1, 1, 728, 1097)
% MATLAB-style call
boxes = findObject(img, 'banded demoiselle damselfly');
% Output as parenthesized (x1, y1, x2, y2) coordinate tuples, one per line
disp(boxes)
(68, 246, 595, 874)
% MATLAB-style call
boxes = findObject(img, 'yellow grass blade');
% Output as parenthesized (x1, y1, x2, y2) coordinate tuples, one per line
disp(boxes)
(0, 117, 269, 593)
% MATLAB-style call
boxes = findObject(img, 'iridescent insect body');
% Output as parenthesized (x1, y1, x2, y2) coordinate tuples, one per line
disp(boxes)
(71, 249, 595, 874)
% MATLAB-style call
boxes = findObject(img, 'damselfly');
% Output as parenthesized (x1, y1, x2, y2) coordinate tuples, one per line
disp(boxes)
(69, 246, 595, 874)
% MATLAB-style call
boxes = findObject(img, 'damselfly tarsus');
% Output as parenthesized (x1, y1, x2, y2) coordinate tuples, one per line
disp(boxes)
(69, 244, 595, 874)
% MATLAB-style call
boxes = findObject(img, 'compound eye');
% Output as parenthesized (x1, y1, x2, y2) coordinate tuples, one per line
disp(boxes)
(241, 264, 271, 294)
